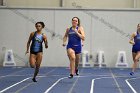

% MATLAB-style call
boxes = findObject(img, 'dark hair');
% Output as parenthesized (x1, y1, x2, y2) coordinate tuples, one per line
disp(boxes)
(137, 23, 140, 27)
(35, 22, 45, 28)
(72, 17, 80, 26)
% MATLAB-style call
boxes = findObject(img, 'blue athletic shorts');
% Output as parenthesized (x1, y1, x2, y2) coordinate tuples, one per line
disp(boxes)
(67, 45, 82, 54)
(132, 45, 140, 53)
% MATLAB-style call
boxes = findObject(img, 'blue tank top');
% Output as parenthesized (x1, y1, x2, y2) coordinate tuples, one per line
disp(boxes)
(30, 32, 43, 52)
(67, 26, 81, 46)
(134, 31, 140, 46)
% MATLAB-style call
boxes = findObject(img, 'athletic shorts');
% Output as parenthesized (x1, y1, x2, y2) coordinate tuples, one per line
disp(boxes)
(30, 50, 43, 55)
(132, 45, 140, 53)
(67, 44, 82, 54)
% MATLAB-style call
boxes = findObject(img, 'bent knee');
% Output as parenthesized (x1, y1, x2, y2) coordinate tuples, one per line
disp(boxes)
(69, 55, 75, 61)
(134, 59, 139, 62)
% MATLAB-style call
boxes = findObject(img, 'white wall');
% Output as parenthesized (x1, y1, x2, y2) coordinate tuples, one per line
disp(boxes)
(0, 8, 140, 67)
(137, 0, 140, 8)
(5, 0, 60, 7)
(65, 0, 134, 8)
(4, 0, 140, 8)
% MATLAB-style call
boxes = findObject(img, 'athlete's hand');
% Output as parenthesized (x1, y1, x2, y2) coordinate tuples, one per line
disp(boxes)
(129, 40, 135, 45)
(45, 45, 48, 49)
(74, 29, 79, 34)
(62, 43, 66, 47)
(25, 51, 29, 55)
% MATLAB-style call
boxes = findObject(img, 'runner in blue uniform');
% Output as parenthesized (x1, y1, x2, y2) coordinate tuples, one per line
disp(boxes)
(129, 23, 140, 75)
(26, 22, 48, 82)
(63, 17, 85, 78)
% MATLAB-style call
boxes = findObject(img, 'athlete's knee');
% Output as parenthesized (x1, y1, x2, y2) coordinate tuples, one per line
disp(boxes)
(68, 54, 75, 61)
(29, 60, 36, 68)
(70, 56, 76, 61)
(75, 57, 80, 62)
(134, 58, 139, 63)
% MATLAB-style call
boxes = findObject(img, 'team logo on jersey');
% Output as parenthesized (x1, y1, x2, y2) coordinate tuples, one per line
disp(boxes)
(35, 36, 42, 43)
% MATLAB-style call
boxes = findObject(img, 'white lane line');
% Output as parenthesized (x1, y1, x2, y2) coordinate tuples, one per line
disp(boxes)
(0, 77, 31, 93)
(68, 70, 84, 93)
(0, 74, 132, 78)
(45, 74, 110, 93)
(44, 77, 68, 93)
(109, 68, 123, 93)
(68, 77, 80, 93)
(0, 69, 26, 79)
(125, 77, 140, 93)
(14, 68, 57, 93)
(125, 80, 137, 93)
(68, 69, 84, 93)
(90, 77, 112, 93)
(90, 79, 94, 93)
(44, 75, 88, 93)
(44, 74, 131, 93)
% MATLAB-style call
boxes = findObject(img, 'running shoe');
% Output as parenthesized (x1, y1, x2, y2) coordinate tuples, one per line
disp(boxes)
(75, 69, 79, 75)
(68, 74, 73, 79)
(130, 72, 134, 76)
(32, 78, 37, 82)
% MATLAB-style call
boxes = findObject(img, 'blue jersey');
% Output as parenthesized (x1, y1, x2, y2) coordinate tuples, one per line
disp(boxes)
(67, 26, 82, 54)
(67, 26, 81, 46)
(134, 32, 140, 45)
(30, 32, 44, 53)
(132, 31, 140, 53)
